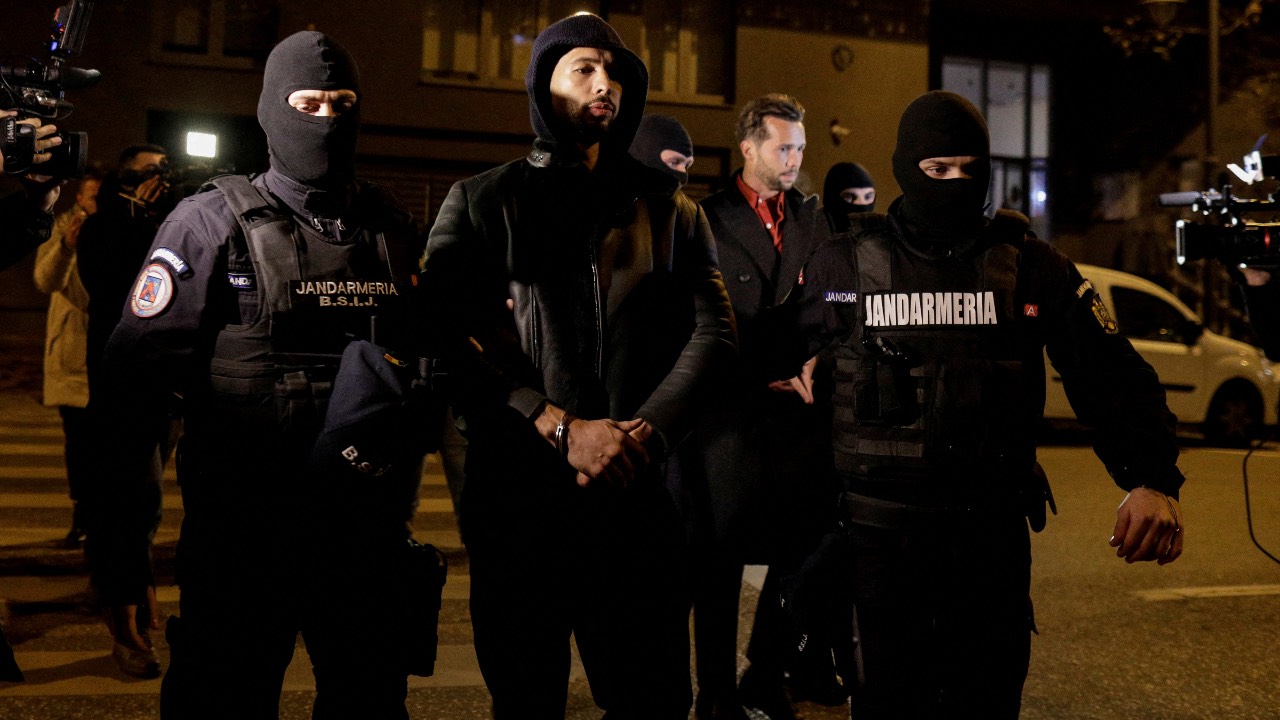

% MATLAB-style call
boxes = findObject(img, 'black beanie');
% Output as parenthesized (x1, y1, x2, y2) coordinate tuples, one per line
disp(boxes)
(525, 14, 648, 156)
(258, 31, 361, 190)
(891, 90, 990, 243)
(630, 114, 693, 185)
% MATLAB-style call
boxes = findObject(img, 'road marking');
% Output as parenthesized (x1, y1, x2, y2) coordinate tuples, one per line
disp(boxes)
(3, 643, 488, 694)
(0, 427, 63, 439)
(0, 443, 62, 455)
(0, 466, 178, 481)
(0, 492, 184, 510)
(1134, 584, 1280, 601)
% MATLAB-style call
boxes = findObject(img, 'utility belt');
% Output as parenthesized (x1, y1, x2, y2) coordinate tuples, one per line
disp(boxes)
(839, 492, 1024, 530)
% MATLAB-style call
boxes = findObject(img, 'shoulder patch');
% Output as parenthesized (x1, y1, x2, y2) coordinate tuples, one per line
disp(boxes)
(150, 247, 193, 279)
(130, 263, 174, 318)
(1090, 294, 1119, 334)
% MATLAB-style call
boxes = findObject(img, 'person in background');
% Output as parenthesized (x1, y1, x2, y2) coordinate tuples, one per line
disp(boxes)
(821, 161, 876, 234)
(0, 111, 64, 271)
(630, 113, 695, 186)
(33, 167, 102, 546)
(680, 93, 837, 720)
(1239, 267, 1280, 361)
(0, 110, 65, 687)
(76, 143, 175, 680)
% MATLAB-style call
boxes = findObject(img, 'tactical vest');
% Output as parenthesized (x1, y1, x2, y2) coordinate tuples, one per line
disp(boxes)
(830, 212, 1040, 502)
(200, 175, 414, 448)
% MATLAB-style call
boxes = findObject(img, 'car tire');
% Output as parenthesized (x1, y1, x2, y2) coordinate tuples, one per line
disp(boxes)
(1203, 382, 1264, 448)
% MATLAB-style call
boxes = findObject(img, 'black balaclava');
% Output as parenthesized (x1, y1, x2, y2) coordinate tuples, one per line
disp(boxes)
(823, 161, 876, 229)
(257, 31, 361, 191)
(629, 114, 693, 186)
(891, 90, 990, 244)
(525, 14, 648, 161)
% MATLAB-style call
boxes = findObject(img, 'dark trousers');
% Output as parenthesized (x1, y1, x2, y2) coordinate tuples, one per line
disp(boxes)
(160, 440, 419, 720)
(57, 406, 92, 524)
(465, 469, 692, 720)
(673, 403, 835, 702)
(845, 511, 1033, 720)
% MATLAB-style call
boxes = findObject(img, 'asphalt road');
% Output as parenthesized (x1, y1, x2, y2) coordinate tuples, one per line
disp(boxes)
(0, 382, 1277, 719)
(1023, 442, 1280, 720)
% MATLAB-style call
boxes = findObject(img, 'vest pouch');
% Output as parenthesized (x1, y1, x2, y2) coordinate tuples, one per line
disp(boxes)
(852, 336, 921, 427)
(273, 370, 332, 445)
(925, 358, 1025, 467)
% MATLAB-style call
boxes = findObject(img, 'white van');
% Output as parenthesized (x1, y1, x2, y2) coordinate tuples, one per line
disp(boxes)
(1043, 264, 1279, 446)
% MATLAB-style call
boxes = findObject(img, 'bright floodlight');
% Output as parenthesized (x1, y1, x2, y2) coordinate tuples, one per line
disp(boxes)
(186, 131, 217, 158)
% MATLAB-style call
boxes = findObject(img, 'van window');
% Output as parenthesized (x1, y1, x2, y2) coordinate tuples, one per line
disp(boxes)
(1110, 286, 1191, 344)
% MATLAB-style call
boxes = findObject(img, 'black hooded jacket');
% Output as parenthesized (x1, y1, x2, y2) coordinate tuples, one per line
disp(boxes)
(422, 14, 735, 477)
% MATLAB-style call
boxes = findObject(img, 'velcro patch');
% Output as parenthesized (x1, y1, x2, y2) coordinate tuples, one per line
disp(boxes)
(1090, 295, 1118, 334)
(150, 247, 193, 279)
(823, 290, 858, 304)
(290, 279, 400, 309)
(227, 273, 256, 291)
(130, 263, 174, 318)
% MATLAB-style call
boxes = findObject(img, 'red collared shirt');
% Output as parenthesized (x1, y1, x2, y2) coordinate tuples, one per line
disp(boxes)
(735, 173, 786, 252)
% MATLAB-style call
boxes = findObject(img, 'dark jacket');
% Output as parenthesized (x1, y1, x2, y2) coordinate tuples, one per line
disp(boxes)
(422, 149, 735, 466)
(1243, 279, 1280, 362)
(676, 175, 834, 559)
(0, 178, 54, 271)
(93, 169, 423, 604)
(77, 174, 172, 386)
(422, 12, 734, 481)
(795, 203, 1184, 500)
(700, 174, 824, 402)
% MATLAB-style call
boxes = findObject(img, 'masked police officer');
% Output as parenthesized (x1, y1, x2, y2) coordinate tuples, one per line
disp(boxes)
(97, 31, 428, 719)
(790, 90, 1185, 718)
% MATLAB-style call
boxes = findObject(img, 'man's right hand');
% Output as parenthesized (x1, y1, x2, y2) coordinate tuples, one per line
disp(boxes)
(566, 417, 649, 488)
(535, 406, 650, 488)
(131, 174, 167, 205)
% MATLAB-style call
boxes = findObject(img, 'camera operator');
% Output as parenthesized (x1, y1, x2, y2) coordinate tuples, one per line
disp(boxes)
(1238, 267, 1280, 361)
(0, 111, 65, 270)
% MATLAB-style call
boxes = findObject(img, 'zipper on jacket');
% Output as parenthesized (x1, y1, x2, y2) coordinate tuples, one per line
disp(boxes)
(590, 223, 603, 378)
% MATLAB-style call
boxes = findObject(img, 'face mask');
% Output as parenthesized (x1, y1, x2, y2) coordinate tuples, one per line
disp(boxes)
(891, 91, 991, 243)
(257, 31, 361, 189)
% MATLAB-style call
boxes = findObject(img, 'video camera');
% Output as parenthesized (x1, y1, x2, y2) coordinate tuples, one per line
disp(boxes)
(0, 1, 99, 178)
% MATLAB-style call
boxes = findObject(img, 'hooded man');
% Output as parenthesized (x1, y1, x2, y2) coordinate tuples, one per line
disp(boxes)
(629, 113, 695, 186)
(96, 31, 428, 718)
(822, 161, 876, 233)
(787, 90, 1186, 718)
(422, 13, 735, 719)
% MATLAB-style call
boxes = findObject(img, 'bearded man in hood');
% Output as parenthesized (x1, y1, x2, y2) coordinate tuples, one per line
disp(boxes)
(423, 13, 735, 720)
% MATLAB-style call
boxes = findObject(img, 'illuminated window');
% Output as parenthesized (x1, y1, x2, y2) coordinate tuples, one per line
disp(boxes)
(421, 0, 600, 86)
(607, 0, 732, 103)
(420, 0, 731, 103)
(943, 57, 1051, 238)
(153, 0, 278, 69)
